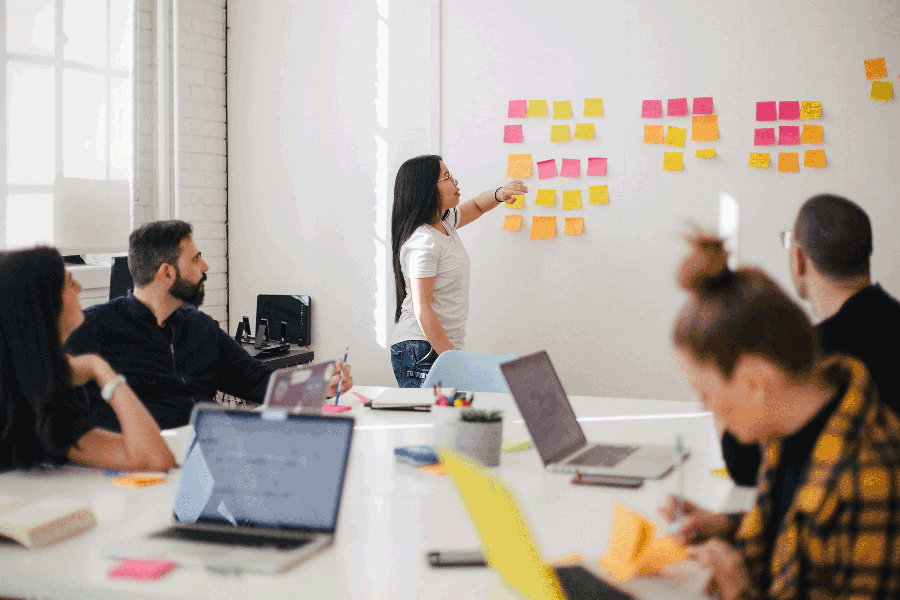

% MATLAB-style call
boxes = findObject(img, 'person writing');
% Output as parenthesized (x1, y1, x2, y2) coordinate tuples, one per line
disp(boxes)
(0, 247, 175, 472)
(389, 155, 526, 387)
(660, 234, 900, 600)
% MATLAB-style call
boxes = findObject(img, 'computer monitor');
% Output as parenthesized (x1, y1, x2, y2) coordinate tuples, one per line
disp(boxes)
(109, 256, 133, 300)
(256, 295, 311, 346)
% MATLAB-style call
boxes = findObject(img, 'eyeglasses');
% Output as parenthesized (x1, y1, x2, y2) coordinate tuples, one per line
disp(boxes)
(780, 230, 792, 249)
(437, 172, 457, 184)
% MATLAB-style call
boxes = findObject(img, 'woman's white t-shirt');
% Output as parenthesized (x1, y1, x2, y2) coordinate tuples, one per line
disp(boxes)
(390, 207, 470, 350)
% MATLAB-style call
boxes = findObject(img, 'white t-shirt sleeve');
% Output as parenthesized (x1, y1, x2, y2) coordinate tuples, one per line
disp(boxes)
(404, 230, 439, 279)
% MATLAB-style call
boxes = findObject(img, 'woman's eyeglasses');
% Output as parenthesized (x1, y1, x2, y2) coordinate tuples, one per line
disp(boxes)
(438, 173, 457, 184)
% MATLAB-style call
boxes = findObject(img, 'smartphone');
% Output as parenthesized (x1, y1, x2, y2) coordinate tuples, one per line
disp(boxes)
(572, 473, 644, 488)
(426, 550, 487, 568)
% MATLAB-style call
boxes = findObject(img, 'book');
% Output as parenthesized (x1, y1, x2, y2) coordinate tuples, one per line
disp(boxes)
(0, 495, 97, 549)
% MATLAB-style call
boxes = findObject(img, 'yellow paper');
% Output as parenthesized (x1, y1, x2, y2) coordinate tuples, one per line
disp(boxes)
(589, 185, 609, 205)
(695, 148, 716, 158)
(530, 217, 557, 240)
(564, 217, 584, 236)
(748, 153, 770, 168)
(804, 149, 826, 168)
(506, 154, 533, 177)
(562, 190, 582, 209)
(864, 57, 888, 80)
(643, 125, 664, 144)
(552, 100, 573, 119)
(526, 100, 547, 117)
(535, 189, 556, 206)
(778, 152, 799, 173)
(573, 123, 595, 140)
(501, 214, 523, 231)
(584, 98, 604, 117)
(600, 504, 688, 582)
(691, 115, 719, 141)
(710, 467, 730, 478)
(664, 126, 687, 148)
(799, 101, 822, 119)
(800, 124, 824, 144)
(870, 81, 892, 101)
(663, 152, 683, 171)
(507, 194, 524, 209)
(550, 124, 570, 142)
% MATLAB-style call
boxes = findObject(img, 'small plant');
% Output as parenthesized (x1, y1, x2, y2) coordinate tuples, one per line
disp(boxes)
(459, 409, 502, 423)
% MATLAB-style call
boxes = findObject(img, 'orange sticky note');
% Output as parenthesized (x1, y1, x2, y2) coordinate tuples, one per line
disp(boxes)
(800, 125, 823, 144)
(584, 98, 604, 117)
(600, 504, 688, 581)
(506, 195, 524, 209)
(562, 190, 582, 209)
(778, 152, 799, 173)
(535, 189, 556, 206)
(526, 100, 547, 117)
(550, 124, 570, 142)
(552, 100, 573, 119)
(643, 125, 664, 144)
(501, 214, 523, 231)
(564, 217, 584, 236)
(589, 185, 609, 205)
(664, 126, 687, 148)
(864, 57, 888, 80)
(573, 123, 595, 140)
(804, 149, 826, 168)
(695, 148, 715, 158)
(691, 115, 718, 141)
(663, 152, 683, 171)
(530, 216, 556, 240)
(418, 463, 448, 476)
(748, 153, 770, 168)
(799, 101, 822, 119)
(870, 81, 892, 101)
(506, 154, 532, 177)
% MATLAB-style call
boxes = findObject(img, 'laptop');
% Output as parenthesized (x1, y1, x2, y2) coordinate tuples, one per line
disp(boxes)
(440, 448, 634, 600)
(500, 351, 678, 479)
(262, 360, 335, 411)
(105, 404, 354, 574)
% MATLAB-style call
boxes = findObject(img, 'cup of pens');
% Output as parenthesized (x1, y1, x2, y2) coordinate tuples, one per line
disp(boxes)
(431, 383, 474, 447)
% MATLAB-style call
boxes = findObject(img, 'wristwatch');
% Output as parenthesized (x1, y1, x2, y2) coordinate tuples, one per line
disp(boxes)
(101, 374, 127, 402)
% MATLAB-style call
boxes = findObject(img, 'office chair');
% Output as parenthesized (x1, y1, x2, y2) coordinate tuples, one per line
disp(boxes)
(109, 256, 133, 300)
(422, 350, 520, 393)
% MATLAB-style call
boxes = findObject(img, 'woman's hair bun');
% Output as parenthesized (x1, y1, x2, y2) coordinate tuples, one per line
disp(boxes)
(676, 233, 732, 293)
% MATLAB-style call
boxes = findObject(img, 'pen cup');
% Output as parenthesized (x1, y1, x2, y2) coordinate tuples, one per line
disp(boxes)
(432, 405, 459, 448)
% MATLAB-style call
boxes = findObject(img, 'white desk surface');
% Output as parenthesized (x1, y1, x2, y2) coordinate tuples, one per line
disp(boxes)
(0, 387, 754, 600)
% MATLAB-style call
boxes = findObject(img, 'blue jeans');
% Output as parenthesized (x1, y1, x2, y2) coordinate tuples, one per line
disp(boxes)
(390, 340, 438, 388)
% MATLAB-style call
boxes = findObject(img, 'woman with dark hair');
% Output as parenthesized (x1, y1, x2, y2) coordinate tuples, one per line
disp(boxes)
(0, 247, 175, 472)
(658, 234, 900, 600)
(389, 155, 526, 387)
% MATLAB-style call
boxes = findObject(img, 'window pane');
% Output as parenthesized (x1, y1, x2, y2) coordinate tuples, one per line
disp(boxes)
(6, 0, 55, 57)
(110, 77, 132, 179)
(110, 0, 134, 70)
(7, 62, 56, 185)
(63, 69, 107, 179)
(63, 0, 107, 68)
(6, 194, 54, 249)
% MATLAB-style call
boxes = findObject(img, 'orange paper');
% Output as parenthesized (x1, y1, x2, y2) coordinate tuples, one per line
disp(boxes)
(778, 152, 799, 173)
(564, 217, 584, 236)
(800, 125, 823, 144)
(691, 115, 718, 141)
(530, 217, 556, 240)
(643, 125, 664, 144)
(418, 463, 448, 476)
(804, 149, 826, 168)
(600, 504, 688, 581)
(501, 214, 523, 230)
(506, 154, 533, 177)
(864, 57, 888, 80)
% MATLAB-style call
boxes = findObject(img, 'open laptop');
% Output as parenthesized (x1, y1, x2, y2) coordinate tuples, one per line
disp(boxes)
(106, 404, 354, 574)
(500, 351, 678, 479)
(262, 360, 335, 411)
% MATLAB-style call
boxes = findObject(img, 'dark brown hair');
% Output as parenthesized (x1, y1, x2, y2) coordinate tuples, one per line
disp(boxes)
(794, 194, 872, 279)
(128, 220, 194, 286)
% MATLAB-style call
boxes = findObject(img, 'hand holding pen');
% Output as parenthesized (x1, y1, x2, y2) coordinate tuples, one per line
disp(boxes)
(659, 496, 730, 546)
(330, 348, 352, 404)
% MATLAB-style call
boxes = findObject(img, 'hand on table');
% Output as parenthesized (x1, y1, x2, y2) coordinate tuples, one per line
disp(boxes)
(326, 358, 353, 398)
(658, 494, 730, 546)
(498, 180, 528, 203)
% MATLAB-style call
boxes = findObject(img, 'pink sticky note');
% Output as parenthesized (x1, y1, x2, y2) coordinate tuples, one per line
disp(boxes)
(537, 159, 558, 179)
(587, 157, 607, 176)
(756, 101, 777, 121)
(754, 128, 776, 145)
(692, 97, 713, 115)
(641, 100, 663, 118)
(779, 101, 800, 120)
(560, 159, 581, 178)
(322, 404, 352, 413)
(352, 391, 373, 404)
(667, 98, 689, 116)
(503, 124, 523, 143)
(508, 100, 527, 118)
(108, 559, 176, 581)
(778, 126, 800, 145)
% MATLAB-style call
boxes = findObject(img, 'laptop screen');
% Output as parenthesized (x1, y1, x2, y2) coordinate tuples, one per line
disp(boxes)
(500, 351, 587, 465)
(172, 408, 354, 533)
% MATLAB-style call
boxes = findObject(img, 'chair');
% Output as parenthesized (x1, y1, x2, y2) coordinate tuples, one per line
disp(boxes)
(109, 256, 133, 300)
(422, 350, 520, 393)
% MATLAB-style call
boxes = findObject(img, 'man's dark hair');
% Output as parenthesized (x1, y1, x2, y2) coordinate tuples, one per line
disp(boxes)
(794, 194, 872, 279)
(128, 220, 193, 286)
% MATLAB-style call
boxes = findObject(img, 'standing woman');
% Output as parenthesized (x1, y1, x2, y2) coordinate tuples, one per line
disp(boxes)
(390, 155, 526, 387)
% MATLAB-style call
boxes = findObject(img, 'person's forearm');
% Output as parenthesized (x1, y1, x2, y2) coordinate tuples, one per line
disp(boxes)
(415, 306, 454, 354)
(468, 190, 503, 216)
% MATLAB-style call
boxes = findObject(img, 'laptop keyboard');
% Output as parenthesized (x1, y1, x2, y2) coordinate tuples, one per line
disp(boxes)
(567, 445, 639, 467)
(152, 527, 312, 551)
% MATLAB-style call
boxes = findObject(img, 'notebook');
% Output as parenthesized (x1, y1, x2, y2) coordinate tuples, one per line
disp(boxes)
(262, 360, 335, 411)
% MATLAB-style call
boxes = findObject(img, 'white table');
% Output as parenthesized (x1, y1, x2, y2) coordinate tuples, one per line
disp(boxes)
(0, 387, 754, 600)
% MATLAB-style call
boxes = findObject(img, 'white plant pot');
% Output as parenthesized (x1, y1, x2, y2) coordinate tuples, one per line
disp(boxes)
(452, 419, 503, 467)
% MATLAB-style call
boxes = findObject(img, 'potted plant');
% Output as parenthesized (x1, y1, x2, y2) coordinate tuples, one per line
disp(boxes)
(452, 409, 503, 467)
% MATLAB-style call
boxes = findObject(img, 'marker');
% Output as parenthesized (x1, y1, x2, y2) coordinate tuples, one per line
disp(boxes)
(333, 347, 348, 405)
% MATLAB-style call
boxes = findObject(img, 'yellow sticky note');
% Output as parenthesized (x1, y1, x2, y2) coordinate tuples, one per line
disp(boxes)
(535, 189, 556, 206)
(530, 216, 556, 240)
(864, 57, 888, 80)
(691, 115, 719, 141)
(552, 100, 573, 119)
(589, 185, 609, 205)
(800, 124, 823, 144)
(506, 154, 532, 177)
(584, 98, 604, 117)
(550, 124, 570, 142)
(804, 149, 826, 168)
(663, 152, 683, 171)
(501, 214, 523, 231)
(695, 148, 715, 158)
(507, 194, 524, 209)
(800, 101, 822, 119)
(643, 125, 664, 144)
(748, 153, 770, 168)
(527, 100, 547, 117)
(564, 217, 584, 236)
(710, 467, 730, 478)
(664, 126, 686, 148)
(562, 190, 582, 209)
(870, 81, 892, 101)
(573, 123, 595, 140)
(778, 152, 799, 173)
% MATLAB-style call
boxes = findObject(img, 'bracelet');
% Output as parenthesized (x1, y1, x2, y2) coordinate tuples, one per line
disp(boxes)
(495, 187, 503, 202)
(100, 374, 127, 402)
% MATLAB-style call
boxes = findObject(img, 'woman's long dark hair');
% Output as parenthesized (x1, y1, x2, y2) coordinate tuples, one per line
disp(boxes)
(0, 247, 84, 466)
(391, 155, 443, 323)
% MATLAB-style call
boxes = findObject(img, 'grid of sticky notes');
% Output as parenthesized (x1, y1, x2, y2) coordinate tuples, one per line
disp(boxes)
(864, 57, 893, 102)
(752, 100, 824, 170)
(642, 97, 717, 170)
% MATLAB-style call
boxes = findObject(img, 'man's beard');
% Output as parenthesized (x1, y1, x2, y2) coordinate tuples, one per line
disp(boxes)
(170, 269, 206, 306)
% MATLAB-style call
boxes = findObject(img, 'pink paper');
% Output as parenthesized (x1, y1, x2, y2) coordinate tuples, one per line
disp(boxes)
(779, 101, 800, 120)
(508, 100, 527, 118)
(587, 157, 607, 176)
(537, 159, 558, 179)
(754, 128, 776, 145)
(778, 126, 800, 145)
(667, 98, 689, 116)
(692, 97, 714, 115)
(560, 159, 581, 178)
(503, 124, 523, 143)
(641, 100, 663, 118)
(756, 101, 777, 121)
(108, 559, 176, 581)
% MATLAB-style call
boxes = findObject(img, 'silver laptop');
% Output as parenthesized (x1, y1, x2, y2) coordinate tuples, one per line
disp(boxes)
(262, 360, 335, 411)
(500, 351, 678, 479)
(106, 404, 354, 574)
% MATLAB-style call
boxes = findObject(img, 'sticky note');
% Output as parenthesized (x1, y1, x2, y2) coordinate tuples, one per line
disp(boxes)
(587, 157, 607, 176)
(108, 559, 176, 581)
(530, 216, 556, 239)
(779, 101, 800, 120)
(754, 128, 776, 145)
(667, 98, 689, 117)
(778, 152, 799, 173)
(864, 57, 888, 80)
(664, 126, 687, 148)
(501, 214, 523, 230)
(508, 100, 527, 118)
(535, 189, 556, 206)
(800, 101, 822, 119)
(573, 123, 595, 140)
(663, 152, 683, 171)
(507, 195, 524, 209)
(800, 124, 823, 144)
(695, 148, 715, 158)
(527, 100, 547, 117)
(778, 125, 800, 145)
(589, 185, 609, 204)
(641, 100, 663, 118)
(537, 159, 558, 179)
(561, 158, 581, 177)
(804, 149, 826, 168)
(550, 124, 570, 142)
(643, 125, 664, 144)
(564, 217, 584, 236)
(870, 81, 892, 101)
(691, 115, 718, 141)
(506, 154, 532, 177)
(710, 467, 730, 478)
(692, 97, 714, 115)
(600, 504, 688, 582)
(756, 101, 777, 121)
(563, 190, 582, 209)
(418, 463, 448, 476)
(748, 153, 770, 168)
(503, 124, 523, 143)
(553, 100, 573, 119)
(584, 98, 604, 117)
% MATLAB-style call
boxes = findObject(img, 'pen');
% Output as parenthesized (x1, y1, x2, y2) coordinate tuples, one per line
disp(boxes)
(673, 434, 685, 528)
(333, 347, 348, 405)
